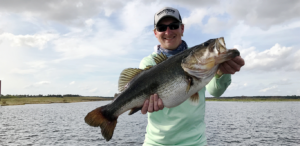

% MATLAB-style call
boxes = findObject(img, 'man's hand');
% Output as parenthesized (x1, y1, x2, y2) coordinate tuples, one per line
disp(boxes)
(141, 94, 164, 114)
(219, 52, 245, 74)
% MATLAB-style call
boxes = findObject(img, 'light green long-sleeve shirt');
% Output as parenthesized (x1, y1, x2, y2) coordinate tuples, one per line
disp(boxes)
(140, 52, 231, 146)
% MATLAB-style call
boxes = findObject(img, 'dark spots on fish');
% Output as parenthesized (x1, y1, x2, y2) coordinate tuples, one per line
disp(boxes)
(203, 42, 209, 47)
(142, 82, 159, 95)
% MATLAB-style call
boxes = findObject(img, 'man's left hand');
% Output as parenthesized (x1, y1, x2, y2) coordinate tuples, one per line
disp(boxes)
(219, 55, 245, 74)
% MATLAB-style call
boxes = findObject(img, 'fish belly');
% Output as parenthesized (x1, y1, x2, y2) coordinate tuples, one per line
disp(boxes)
(158, 74, 214, 108)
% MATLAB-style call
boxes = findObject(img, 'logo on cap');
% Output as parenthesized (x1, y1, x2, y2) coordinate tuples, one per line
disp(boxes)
(157, 9, 175, 16)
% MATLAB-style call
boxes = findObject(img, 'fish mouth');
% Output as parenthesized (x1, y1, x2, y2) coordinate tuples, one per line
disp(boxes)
(212, 37, 240, 64)
(215, 49, 240, 64)
(192, 38, 240, 69)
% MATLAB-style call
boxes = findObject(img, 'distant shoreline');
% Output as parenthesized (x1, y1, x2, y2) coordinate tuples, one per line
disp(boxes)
(0, 96, 114, 106)
(1, 96, 299, 106)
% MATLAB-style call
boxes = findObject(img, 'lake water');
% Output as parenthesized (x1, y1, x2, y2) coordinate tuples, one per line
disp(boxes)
(0, 101, 299, 146)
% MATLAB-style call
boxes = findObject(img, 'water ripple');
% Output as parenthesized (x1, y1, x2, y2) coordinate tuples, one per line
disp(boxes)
(0, 101, 299, 145)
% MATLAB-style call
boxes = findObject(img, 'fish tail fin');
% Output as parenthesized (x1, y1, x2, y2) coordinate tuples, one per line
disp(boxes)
(84, 107, 117, 141)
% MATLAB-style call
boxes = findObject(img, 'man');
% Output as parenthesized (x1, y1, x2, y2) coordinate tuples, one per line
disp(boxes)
(139, 7, 245, 145)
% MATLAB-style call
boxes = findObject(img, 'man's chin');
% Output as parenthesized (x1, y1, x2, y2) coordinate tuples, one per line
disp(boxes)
(164, 46, 177, 50)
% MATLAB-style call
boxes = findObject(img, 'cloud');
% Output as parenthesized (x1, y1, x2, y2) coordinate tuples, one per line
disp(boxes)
(11, 68, 37, 74)
(270, 79, 293, 86)
(24, 81, 51, 88)
(26, 61, 47, 69)
(228, 82, 248, 91)
(226, 0, 300, 30)
(0, 0, 299, 97)
(241, 43, 299, 71)
(259, 85, 278, 92)
(183, 9, 207, 28)
(201, 16, 234, 34)
(51, 1, 160, 60)
(181, 0, 300, 33)
(88, 88, 98, 93)
(0, 0, 127, 26)
(164, 0, 219, 9)
(0, 32, 58, 50)
(182, 6, 233, 34)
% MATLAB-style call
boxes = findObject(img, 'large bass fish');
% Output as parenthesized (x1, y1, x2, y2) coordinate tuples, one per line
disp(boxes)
(85, 37, 240, 141)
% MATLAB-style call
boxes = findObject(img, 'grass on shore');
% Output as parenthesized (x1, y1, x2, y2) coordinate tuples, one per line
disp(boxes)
(0, 96, 113, 106)
(1, 96, 299, 106)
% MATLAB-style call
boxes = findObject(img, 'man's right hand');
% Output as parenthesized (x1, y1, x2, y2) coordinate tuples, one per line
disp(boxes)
(141, 94, 164, 114)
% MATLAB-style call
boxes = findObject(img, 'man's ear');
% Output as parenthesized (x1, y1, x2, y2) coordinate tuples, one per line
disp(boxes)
(181, 24, 184, 36)
(154, 29, 158, 38)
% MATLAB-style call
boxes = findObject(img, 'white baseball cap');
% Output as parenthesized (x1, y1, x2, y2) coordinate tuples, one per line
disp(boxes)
(154, 7, 182, 27)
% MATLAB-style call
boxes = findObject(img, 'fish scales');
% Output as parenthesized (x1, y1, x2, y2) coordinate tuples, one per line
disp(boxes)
(84, 37, 240, 141)
(111, 53, 189, 115)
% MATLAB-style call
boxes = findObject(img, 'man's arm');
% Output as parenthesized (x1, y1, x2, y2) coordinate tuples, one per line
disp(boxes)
(207, 55, 245, 97)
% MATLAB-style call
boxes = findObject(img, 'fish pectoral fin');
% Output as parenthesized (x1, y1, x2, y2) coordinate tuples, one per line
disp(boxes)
(128, 107, 142, 115)
(185, 75, 193, 93)
(118, 68, 144, 92)
(189, 92, 199, 103)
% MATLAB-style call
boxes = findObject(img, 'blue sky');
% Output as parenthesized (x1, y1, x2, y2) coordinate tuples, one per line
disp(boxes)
(0, 0, 300, 97)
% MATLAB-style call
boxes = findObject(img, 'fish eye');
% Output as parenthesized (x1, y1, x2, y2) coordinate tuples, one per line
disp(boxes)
(203, 42, 209, 47)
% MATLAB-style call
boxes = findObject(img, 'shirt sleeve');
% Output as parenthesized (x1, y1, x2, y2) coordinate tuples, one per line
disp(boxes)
(206, 74, 231, 97)
(139, 54, 156, 69)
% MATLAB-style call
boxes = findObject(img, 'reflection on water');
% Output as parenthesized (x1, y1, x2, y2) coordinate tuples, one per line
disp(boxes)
(0, 101, 299, 145)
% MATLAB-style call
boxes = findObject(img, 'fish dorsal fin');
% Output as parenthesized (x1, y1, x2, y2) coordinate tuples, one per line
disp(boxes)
(144, 65, 153, 70)
(114, 93, 120, 99)
(118, 68, 143, 92)
(153, 53, 168, 65)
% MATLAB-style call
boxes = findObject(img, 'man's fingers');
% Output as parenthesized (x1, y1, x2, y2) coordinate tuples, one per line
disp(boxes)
(148, 95, 154, 113)
(141, 100, 149, 114)
(233, 56, 245, 66)
(219, 63, 227, 74)
(158, 98, 164, 110)
(141, 94, 164, 114)
(220, 62, 233, 74)
(219, 49, 245, 75)
(153, 94, 159, 111)
(226, 60, 240, 72)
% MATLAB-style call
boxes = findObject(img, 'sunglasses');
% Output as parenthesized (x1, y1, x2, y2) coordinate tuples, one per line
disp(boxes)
(156, 22, 181, 32)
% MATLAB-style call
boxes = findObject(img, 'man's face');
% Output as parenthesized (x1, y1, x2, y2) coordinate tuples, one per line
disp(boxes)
(154, 17, 184, 50)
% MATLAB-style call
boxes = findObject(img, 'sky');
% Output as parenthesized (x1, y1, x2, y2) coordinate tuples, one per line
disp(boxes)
(0, 0, 300, 97)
